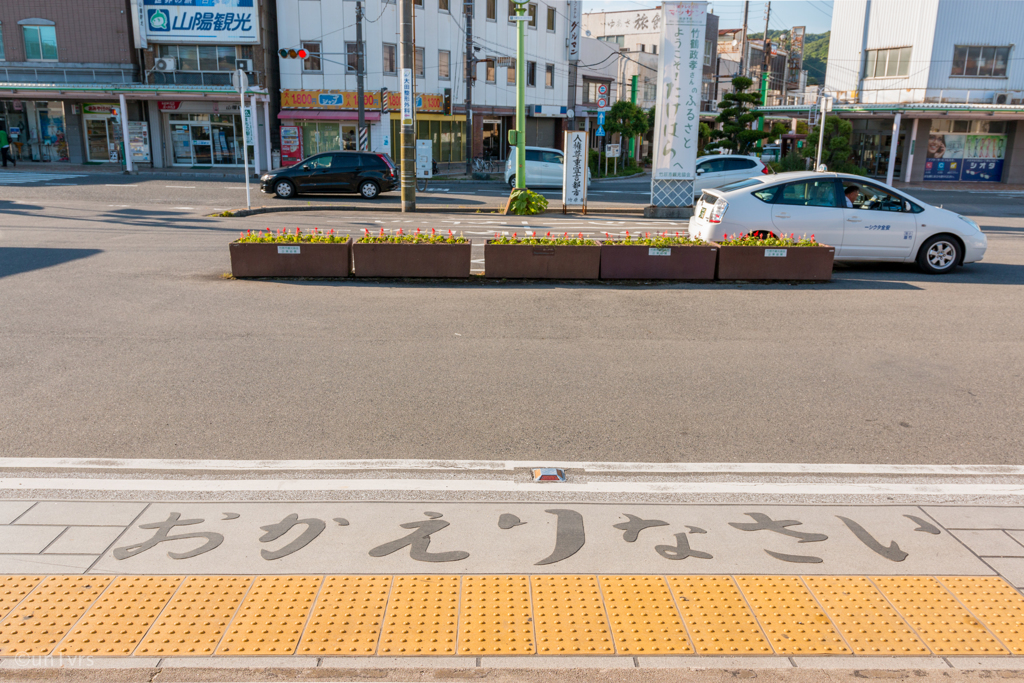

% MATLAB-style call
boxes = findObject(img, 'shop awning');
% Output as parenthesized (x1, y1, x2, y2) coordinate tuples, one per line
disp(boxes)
(278, 110, 381, 121)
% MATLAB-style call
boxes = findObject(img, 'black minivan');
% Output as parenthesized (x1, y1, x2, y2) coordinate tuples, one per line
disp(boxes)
(260, 151, 398, 199)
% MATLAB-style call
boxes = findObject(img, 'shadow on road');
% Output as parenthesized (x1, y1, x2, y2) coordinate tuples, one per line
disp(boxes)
(834, 261, 1024, 286)
(0, 247, 102, 279)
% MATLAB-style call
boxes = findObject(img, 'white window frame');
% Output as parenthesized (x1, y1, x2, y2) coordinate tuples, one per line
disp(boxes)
(20, 21, 58, 62)
(951, 45, 1011, 78)
(546, 6, 555, 32)
(439, 49, 450, 79)
(545, 63, 554, 88)
(382, 43, 397, 74)
(303, 41, 322, 72)
(415, 46, 425, 77)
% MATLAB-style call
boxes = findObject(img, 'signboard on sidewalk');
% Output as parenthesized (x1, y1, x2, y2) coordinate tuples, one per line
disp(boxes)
(142, 0, 259, 44)
(416, 139, 432, 179)
(562, 131, 588, 208)
(651, 1, 706, 181)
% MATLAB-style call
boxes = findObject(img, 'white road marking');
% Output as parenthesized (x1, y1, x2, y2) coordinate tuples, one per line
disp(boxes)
(107, 184, 138, 186)
(165, 185, 196, 189)
(0, 172, 86, 185)
(1, 477, 1020, 496)
(172, 206, 195, 210)
(2, 458, 1021, 476)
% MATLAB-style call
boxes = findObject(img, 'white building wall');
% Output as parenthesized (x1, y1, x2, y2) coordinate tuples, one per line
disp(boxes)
(277, 0, 568, 111)
(929, 0, 1024, 96)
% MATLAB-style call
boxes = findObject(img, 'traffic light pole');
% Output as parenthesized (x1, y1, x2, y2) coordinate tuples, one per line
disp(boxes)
(356, 0, 366, 150)
(464, 0, 473, 176)
(400, 0, 415, 211)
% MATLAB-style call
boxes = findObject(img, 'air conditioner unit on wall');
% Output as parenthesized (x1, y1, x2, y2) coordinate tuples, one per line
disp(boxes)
(154, 57, 176, 72)
(235, 59, 253, 72)
(995, 92, 1009, 105)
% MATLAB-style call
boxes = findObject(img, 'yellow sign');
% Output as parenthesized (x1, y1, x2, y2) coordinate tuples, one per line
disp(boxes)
(281, 90, 443, 113)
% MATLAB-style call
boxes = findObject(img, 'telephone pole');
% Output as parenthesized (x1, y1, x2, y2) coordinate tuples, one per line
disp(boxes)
(356, 0, 366, 149)
(400, 0, 415, 210)
(757, 1, 770, 149)
(739, 1, 748, 77)
(464, 0, 473, 175)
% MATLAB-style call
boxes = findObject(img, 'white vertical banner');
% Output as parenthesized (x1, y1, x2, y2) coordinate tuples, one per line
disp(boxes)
(401, 69, 414, 125)
(562, 131, 587, 207)
(651, 1, 706, 183)
(568, 1, 582, 61)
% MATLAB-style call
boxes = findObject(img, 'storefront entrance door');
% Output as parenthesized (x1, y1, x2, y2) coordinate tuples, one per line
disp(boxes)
(86, 119, 117, 162)
(190, 125, 212, 165)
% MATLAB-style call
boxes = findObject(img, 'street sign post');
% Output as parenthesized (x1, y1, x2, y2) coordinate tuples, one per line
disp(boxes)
(234, 68, 251, 209)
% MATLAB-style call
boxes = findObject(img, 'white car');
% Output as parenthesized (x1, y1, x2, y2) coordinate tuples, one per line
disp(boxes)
(688, 170, 987, 274)
(505, 146, 591, 189)
(695, 154, 769, 193)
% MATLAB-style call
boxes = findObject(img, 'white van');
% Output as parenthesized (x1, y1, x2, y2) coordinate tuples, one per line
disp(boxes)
(504, 146, 592, 189)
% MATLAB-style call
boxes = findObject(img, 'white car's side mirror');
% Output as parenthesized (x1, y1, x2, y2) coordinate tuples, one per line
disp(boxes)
(696, 168, 705, 175)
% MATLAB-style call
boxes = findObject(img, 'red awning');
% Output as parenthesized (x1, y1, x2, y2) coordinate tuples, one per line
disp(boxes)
(278, 110, 381, 121)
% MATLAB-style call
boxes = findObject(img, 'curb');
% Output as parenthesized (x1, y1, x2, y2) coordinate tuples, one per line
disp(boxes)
(223, 205, 646, 217)
(592, 171, 648, 182)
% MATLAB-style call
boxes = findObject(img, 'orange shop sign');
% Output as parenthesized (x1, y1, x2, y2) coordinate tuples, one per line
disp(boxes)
(281, 90, 443, 113)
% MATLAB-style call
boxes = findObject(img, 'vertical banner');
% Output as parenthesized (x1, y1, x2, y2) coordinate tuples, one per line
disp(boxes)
(562, 131, 588, 207)
(401, 69, 414, 125)
(568, 1, 582, 61)
(650, 1, 706, 208)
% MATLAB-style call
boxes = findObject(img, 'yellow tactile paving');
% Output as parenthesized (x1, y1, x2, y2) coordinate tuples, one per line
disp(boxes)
(736, 576, 851, 655)
(0, 576, 44, 622)
(56, 576, 183, 656)
(216, 575, 323, 655)
(135, 576, 254, 656)
(458, 575, 535, 655)
(872, 576, 1008, 655)
(378, 575, 460, 655)
(600, 575, 691, 654)
(668, 576, 773, 655)
(298, 575, 392, 655)
(803, 576, 930, 655)
(531, 575, 615, 654)
(937, 577, 1024, 654)
(0, 575, 113, 656)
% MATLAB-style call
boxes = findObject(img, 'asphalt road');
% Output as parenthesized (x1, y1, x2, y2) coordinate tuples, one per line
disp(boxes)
(1, 179, 1023, 465)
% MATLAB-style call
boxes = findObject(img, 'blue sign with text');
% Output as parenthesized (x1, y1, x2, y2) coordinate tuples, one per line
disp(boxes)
(143, 0, 258, 44)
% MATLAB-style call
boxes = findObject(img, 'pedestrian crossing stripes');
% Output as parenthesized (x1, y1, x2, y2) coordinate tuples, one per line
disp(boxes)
(0, 172, 87, 185)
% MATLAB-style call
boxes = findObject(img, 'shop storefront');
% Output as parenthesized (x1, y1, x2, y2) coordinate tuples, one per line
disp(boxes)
(82, 103, 123, 163)
(159, 101, 250, 167)
(0, 100, 31, 162)
(390, 114, 467, 167)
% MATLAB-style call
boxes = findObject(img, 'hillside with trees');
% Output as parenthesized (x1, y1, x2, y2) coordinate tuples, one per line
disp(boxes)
(745, 30, 830, 85)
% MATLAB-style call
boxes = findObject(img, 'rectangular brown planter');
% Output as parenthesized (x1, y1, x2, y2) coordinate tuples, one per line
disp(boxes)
(600, 244, 718, 280)
(230, 239, 351, 278)
(485, 242, 601, 279)
(352, 241, 472, 278)
(715, 244, 835, 281)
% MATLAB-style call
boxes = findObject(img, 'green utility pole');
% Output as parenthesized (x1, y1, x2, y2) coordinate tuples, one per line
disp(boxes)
(511, 0, 527, 190)
(629, 75, 637, 160)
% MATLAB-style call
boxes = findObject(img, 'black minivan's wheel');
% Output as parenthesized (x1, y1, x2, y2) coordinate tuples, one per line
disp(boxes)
(359, 180, 380, 199)
(917, 235, 961, 274)
(274, 179, 296, 199)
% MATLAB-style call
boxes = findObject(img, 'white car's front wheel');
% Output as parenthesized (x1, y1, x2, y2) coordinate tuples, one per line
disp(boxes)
(508, 175, 517, 189)
(917, 235, 961, 274)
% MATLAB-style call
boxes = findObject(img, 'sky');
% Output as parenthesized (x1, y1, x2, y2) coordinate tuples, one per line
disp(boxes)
(581, 0, 834, 35)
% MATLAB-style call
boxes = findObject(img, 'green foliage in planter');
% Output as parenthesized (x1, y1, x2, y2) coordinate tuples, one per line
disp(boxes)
(236, 227, 347, 243)
(603, 231, 707, 247)
(508, 188, 549, 216)
(358, 227, 469, 243)
(718, 232, 821, 247)
(490, 231, 597, 246)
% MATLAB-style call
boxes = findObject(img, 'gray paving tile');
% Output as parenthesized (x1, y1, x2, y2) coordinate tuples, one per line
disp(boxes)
(1008, 530, 1024, 548)
(947, 656, 1024, 670)
(984, 557, 1024, 587)
(922, 506, 1024, 530)
(159, 656, 319, 668)
(951, 530, 1024, 557)
(0, 526, 65, 554)
(321, 656, 479, 668)
(0, 554, 97, 574)
(13, 502, 146, 527)
(0, 502, 34, 525)
(43, 526, 125, 555)
(639, 656, 792, 668)
(482, 656, 633, 668)
(0, 658, 160, 670)
(792, 656, 949, 669)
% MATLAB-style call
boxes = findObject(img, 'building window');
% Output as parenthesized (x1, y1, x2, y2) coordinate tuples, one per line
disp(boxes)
(487, 0, 496, 20)
(528, 3, 537, 27)
(415, 46, 425, 76)
(485, 58, 495, 82)
(599, 35, 624, 47)
(414, 0, 423, 6)
(383, 43, 397, 74)
(705, 40, 714, 66)
(527, 60, 536, 87)
(643, 81, 656, 100)
(439, 50, 450, 79)
(346, 42, 364, 72)
(439, 0, 450, 10)
(22, 24, 57, 61)
(160, 44, 240, 71)
(545, 63, 554, 87)
(952, 45, 1010, 77)
(507, 63, 516, 84)
(584, 80, 608, 103)
(304, 42, 322, 71)
(0, 25, 5, 61)
(864, 46, 911, 78)
(508, 0, 515, 22)
(652, 45, 657, 54)
(546, 6, 555, 31)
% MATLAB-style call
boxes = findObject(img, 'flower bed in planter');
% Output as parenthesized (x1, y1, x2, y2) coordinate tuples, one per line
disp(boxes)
(485, 233, 601, 279)
(600, 232, 717, 280)
(230, 228, 351, 278)
(715, 233, 835, 281)
(353, 229, 472, 278)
